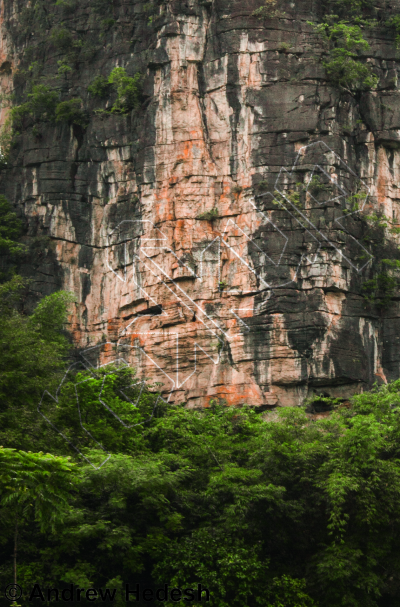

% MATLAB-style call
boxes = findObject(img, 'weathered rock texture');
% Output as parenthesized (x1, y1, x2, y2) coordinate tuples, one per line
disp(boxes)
(1, 0, 400, 406)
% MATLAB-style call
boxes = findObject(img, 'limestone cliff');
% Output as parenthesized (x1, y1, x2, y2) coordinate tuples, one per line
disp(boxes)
(1, 0, 400, 406)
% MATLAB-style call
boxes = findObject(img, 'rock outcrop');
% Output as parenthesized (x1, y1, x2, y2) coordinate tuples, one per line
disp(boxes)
(1, 0, 400, 406)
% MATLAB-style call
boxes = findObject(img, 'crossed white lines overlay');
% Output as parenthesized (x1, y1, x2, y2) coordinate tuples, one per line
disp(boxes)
(103, 141, 374, 390)
(38, 350, 168, 469)
(39, 141, 374, 462)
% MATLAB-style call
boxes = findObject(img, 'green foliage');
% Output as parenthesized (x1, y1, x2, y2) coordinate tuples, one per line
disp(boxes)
(0, 448, 76, 533)
(197, 207, 219, 220)
(0, 447, 76, 591)
(41, 366, 159, 454)
(50, 26, 74, 50)
(323, 0, 375, 20)
(101, 17, 116, 30)
(0, 283, 74, 445)
(365, 212, 388, 229)
(359, 212, 400, 307)
(252, 0, 285, 20)
(11, 85, 59, 126)
(89, 69, 143, 113)
(0, 196, 26, 259)
(266, 576, 317, 607)
(308, 175, 331, 196)
(279, 42, 292, 53)
(273, 188, 304, 210)
(55, 98, 88, 127)
(55, 0, 78, 14)
(25, 84, 59, 119)
(310, 20, 378, 92)
(362, 272, 397, 307)
(108, 67, 142, 113)
(11, 87, 89, 129)
(57, 59, 73, 77)
(88, 75, 111, 98)
(324, 48, 377, 91)
(0, 119, 13, 167)
(256, 179, 270, 190)
(92, 0, 114, 15)
(346, 191, 367, 211)
(3, 375, 400, 605)
(386, 15, 400, 48)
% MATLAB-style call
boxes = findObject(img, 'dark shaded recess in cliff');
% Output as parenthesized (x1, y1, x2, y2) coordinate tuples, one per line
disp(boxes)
(136, 73, 160, 186)
(78, 245, 93, 271)
(244, 311, 273, 390)
(382, 314, 400, 381)
(226, 53, 241, 177)
(107, 196, 142, 231)
(80, 272, 91, 305)
(322, 306, 376, 386)
(62, 196, 92, 246)
(20, 233, 65, 313)
(284, 297, 327, 380)
(170, 0, 200, 16)
(197, 62, 214, 160)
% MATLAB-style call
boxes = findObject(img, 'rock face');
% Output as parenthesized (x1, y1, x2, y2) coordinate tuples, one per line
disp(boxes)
(1, 0, 400, 406)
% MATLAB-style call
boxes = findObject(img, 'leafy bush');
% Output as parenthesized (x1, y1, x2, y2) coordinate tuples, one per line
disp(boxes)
(92, 0, 114, 15)
(101, 17, 116, 30)
(108, 67, 142, 113)
(11, 85, 59, 127)
(324, 47, 377, 91)
(0, 120, 13, 168)
(311, 20, 378, 92)
(57, 59, 73, 77)
(50, 26, 73, 50)
(88, 69, 143, 113)
(197, 207, 219, 220)
(27, 84, 59, 119)
(11, 88, 89, 129)
(55, 98, 88, 126)
(386, 14, 400, 48)
(55, 0, 77, 13)
(252, 0, 285, 19)
(0, 197, 26, 280)
(88, 75, 111, 98)
(0, 196, 26, 260)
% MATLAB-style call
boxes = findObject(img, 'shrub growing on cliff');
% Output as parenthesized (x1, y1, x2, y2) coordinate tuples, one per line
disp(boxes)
(55, 0, 78, 14)
(11, 85, 59, 127)
(108, 67, 142, 113)
(0, 120, 13, 168)
(55, 98, 88, 127)
(311, 20, 378, 92)
(386, 14, 400, 48)
(197, 207, 219, 220)
(88, 75, 111, 98)
(50, 26, 74, 50)
(252, 0, 285, 19)
(0, 196, 26, 260)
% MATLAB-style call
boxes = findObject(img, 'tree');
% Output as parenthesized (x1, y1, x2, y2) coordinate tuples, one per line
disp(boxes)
(0, 281, 74, 451)
(0, 196, 26, 281)
(2, 366, 400, 605)
(0, 448, 76, 593)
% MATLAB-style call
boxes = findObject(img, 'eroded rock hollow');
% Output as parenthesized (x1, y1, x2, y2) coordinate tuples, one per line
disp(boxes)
(1, 0, 400, 406)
